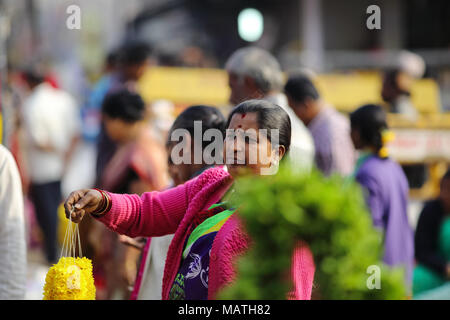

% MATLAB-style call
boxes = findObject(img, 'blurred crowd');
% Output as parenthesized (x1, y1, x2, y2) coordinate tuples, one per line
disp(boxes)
(0, 39, 449, 300)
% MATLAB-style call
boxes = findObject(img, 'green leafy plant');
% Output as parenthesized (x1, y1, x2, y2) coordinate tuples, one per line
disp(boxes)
(219, 166, 407, 299)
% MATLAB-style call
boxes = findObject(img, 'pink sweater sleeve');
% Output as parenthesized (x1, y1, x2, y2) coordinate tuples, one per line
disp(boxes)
(288, 241, 315, 300)
(95, 178, 196, 238)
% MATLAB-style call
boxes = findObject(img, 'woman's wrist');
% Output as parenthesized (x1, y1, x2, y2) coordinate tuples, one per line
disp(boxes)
(92, 189, 112, 217)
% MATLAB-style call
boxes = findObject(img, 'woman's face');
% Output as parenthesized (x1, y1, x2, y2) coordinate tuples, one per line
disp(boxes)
(103, 115, 138, 144)
(350, 127, 363, 150)
(223, 112, 284, 177)
(166, 141, 196, 186)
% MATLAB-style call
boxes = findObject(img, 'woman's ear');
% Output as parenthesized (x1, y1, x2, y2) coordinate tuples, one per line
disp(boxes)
(278, 145, 286, 161)
(262, 146, 285, 176)
(270, 145, 286, 167)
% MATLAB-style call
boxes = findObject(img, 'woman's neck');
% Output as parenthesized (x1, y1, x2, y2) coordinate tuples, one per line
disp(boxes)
(360, 146, 378, 155)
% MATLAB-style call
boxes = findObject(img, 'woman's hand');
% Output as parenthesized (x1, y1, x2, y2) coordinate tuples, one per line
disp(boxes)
(64, 189, 103, 223)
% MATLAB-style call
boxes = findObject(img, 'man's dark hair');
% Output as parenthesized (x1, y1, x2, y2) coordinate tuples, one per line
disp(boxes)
(22, 68, 45, 86)
(101, 89, 146, 123)
(226, 99, 291, 155)
(118, 41, 151, 66)
(106, 50, 119, 68)
(168, 105, 226, 149)
(284, 73, 320, 103)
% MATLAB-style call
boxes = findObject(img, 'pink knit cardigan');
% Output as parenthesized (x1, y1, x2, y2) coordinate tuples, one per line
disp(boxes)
(97, 167, 315, 300)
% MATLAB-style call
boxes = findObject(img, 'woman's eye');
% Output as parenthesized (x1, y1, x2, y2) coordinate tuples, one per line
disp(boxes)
(244, 136, 256, 144)
(244, 136, 257, 144)
(225, 133, 235, 141)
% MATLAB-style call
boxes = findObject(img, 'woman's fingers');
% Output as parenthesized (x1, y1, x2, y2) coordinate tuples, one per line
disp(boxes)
(74, 191, 95, 210)
(65, 190, 83, 218)
(64, 189, 98, 223)
(72, 209, 85, 223)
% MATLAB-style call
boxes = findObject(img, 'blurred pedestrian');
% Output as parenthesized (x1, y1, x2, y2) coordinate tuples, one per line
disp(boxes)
(93, 89, 168, 299)
(413, 169, 450, 296)
(179, 46, 217, 68)
(284, 72, 355, 176)
(2, 66, 30, 191)
(21, 68, 81, 264)
(64, 100, 315, 300)
(381, 51, 425, 120)
(225, 47, 315, 172)
(0, 145, 26, 299)
(95, 42, 152, 186)
(100, 89, 168, 194)
(2, 66, 24, 151)
(83, 50, 120, 142)
(350, 104, 414, 286)
(165, 105, 226, 186)
(131, 105, 227, 300)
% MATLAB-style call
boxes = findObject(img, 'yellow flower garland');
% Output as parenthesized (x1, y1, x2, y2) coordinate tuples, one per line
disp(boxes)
(43, 257, 96, 300)
(43, 215, 96, 300)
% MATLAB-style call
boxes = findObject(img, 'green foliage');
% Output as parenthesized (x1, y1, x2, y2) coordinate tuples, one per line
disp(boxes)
(218, 166, 407, 300)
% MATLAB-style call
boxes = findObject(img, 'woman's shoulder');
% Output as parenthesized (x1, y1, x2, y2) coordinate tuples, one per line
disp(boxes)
(356, 156, 408, 189)
(355, 155, 380, 179)
(358, 156, 402, 175)
(184, 166, 232, 203)
(192, 166, 231, 188)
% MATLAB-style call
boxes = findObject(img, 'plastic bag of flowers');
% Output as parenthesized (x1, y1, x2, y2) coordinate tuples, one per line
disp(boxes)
(43, 214, 96, 300)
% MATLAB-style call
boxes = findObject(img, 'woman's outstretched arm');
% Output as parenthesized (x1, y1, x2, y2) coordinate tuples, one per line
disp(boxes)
(65, 178, 197, 238)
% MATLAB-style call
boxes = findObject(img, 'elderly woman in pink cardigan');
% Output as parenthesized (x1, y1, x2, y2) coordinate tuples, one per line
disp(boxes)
(65, 100, 315, 300)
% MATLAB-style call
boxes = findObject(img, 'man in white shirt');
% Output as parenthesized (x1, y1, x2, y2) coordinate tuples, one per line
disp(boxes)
(0, 145, 26, 299)
(225, 47, 315, 172)
(22, 70, 81, 263)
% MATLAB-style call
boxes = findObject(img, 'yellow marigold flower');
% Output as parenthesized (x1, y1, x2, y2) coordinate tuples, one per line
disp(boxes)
(382, 130, 395, 144)
(43, 257, 96, 300)
(378, 146, 389, 159)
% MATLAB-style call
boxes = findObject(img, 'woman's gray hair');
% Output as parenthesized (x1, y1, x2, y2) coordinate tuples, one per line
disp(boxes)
(225, 47, 284, 94)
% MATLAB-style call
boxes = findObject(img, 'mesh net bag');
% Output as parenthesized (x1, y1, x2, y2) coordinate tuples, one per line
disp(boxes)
(43, 214, 96, 300)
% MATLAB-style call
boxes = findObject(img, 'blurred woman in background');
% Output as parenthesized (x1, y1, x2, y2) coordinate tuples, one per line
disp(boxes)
(350, 104, 414, 288)
(413, 169, 450, 296)
(100, 89, 168, 194)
